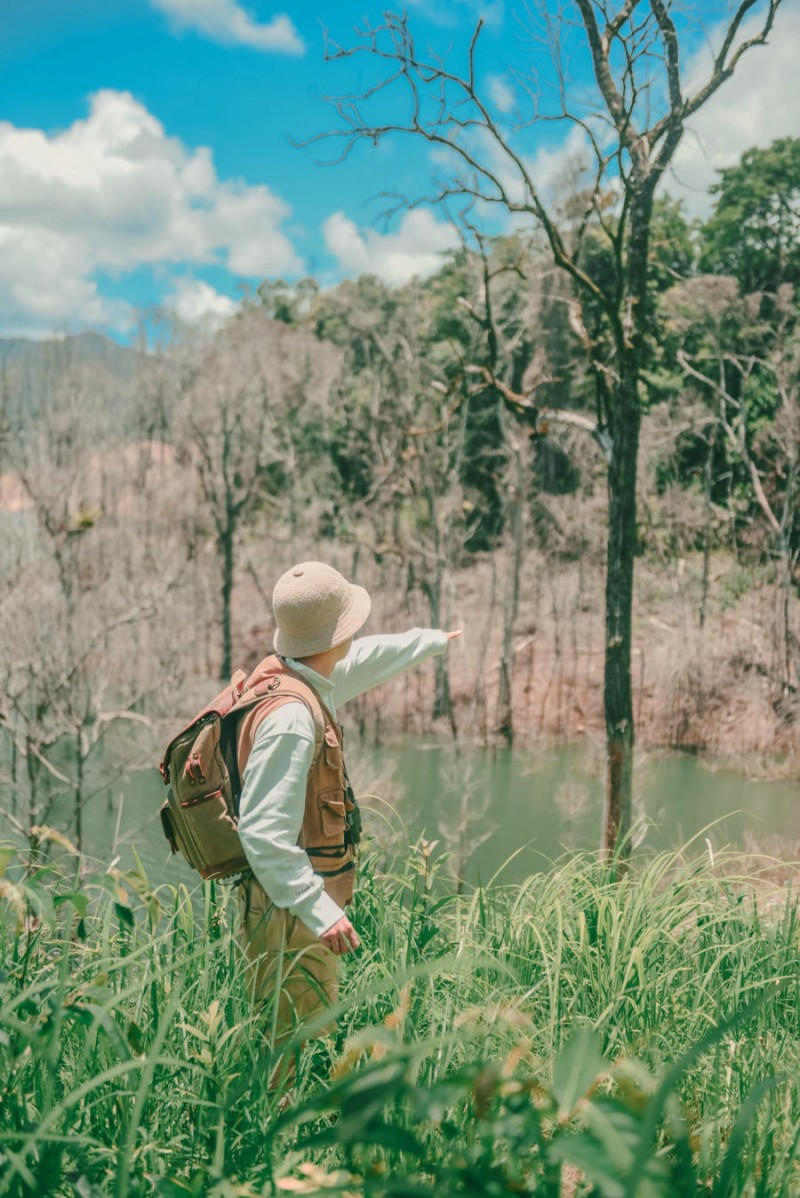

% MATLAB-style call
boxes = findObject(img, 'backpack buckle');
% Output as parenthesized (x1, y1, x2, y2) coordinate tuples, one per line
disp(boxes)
(184, 750, 205, 784)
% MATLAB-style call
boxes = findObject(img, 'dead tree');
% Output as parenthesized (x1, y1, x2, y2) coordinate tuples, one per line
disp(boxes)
(166, 311, 341, 680)
(0, 362, 174, 846)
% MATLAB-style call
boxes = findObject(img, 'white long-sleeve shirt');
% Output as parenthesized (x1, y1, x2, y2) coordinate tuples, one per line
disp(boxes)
(237, 628, 448, 938)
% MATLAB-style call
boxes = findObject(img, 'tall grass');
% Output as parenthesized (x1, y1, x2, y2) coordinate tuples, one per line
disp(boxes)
(1, 832, 798, 1196)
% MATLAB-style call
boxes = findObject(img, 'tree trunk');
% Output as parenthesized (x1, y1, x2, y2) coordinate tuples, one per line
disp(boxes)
(496, 446, 525, 744)
(433, 654, 454, 727)
(420, 571, 455, 731)
(419, 456, 458, 733)
(9, 733, 18, 820)
(25, 732, 37, 827)
(220, 523, 234, 683)
(699, 418, 715, 630)
(602, 364, 640, 859)
(600, 173, 654, 861)
(777, 541, 798, 695)
(74, 726, 83, 853)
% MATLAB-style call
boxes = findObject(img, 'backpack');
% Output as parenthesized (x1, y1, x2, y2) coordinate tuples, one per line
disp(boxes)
(158, 668, 323, 881)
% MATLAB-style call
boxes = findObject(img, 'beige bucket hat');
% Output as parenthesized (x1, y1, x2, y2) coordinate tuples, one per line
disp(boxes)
(272, 561, 372, 658)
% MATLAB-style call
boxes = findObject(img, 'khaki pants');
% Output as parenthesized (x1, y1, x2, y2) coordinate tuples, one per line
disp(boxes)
(237, 876, 340, 1066)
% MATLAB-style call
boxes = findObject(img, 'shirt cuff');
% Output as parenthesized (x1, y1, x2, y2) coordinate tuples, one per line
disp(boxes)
(429, 629, 449, 655)
(291, 885, 346, 939)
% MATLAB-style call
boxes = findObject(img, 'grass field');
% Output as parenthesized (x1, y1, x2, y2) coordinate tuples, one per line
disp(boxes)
(1, 831, 799, 1196)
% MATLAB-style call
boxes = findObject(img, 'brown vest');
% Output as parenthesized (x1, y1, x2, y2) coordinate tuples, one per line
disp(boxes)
(235, 655, 356, 909)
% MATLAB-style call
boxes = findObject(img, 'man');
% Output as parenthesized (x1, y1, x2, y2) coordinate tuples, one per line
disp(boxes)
(234, 560, 460, 1077)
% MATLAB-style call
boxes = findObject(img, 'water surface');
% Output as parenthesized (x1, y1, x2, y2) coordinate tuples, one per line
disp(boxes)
(89, 740, 799, 888)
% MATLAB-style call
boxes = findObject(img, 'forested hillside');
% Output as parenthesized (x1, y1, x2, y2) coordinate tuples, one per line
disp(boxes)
(1, 137, 797, 843)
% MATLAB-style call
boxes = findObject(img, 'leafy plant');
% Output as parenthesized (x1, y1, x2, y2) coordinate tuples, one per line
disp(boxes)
(1, 837, 798, 1196)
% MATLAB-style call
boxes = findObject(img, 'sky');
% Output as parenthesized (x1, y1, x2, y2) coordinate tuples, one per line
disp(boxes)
(1, 0, 798, 340)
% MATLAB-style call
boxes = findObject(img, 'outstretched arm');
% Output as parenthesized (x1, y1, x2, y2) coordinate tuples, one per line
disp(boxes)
(330, 627, 461, 707)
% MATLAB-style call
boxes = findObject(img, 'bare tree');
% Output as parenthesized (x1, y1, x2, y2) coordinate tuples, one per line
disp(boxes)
(314, 0, 782, 855)
(0, 361, 186, 847)
(163, 310, 342, 680)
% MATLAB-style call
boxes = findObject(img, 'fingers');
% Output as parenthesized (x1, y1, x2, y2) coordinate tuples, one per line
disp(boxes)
(321, 917, 360, 956)
(327, 932, 356, 955)
(446, 629, 463, 641)
(325, 931, 346, 956)
(342, 922, 361, 951)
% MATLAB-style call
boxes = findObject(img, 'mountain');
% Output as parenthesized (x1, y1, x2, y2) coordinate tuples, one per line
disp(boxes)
(0, 331, 139, 381)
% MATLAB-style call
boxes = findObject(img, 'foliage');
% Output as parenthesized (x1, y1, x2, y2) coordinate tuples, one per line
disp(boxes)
(1, 836, 799, 1196)
(648, 200, 697, 295)
(701, 138, 800, 295)
(656, 274, 800, 570)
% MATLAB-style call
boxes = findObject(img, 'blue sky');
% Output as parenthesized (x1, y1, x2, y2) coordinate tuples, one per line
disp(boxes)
(1, 0, 797, 339)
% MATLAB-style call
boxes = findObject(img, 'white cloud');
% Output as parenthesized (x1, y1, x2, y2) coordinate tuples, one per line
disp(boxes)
(0, 225, 129, 329)
(0, 90, 302, 334)
(167, 277, 238, 327)
(668, 5, 800, 216)
(487, 75, 515, 115)
(150, 0, 304, 53)
(323, 208, 461, 286)
(431, 121, 591, 218)
(526, 125, 591, 201)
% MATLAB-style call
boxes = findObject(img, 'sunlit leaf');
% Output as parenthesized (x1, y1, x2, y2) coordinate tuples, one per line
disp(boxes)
(114, 902, 135, 928)
(552, 1029, 606, 1121)
(54, 891, 89, 918)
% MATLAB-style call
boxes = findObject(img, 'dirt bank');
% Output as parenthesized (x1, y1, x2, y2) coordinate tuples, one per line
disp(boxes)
(235, 549, 799, 770)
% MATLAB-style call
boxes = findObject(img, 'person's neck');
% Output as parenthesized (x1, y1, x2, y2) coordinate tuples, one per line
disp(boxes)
(295, 646, 340, 678)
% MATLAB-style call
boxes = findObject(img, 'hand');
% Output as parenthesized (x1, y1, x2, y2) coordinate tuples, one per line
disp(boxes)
(445, 629, 462, 642)
(320, 914, 360, 956)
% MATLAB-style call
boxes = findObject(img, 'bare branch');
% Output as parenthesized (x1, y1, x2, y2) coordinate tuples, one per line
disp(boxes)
(574, 0, 643, 161)
(681, 0, 781, 123)
(407, 387, 468, 437)
(649, 0, 682, 115)
(309, 13, 617, 319)
(677, 349, 782, 536)
(607, 0, 646, 40)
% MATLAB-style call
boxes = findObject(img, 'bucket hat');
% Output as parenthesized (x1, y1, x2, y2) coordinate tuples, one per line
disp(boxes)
(272, 561, 371, 658)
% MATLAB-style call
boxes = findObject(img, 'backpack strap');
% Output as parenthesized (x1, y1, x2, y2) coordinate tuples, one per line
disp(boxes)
(231, 665, 333, 786)
(242, 685, 326, 761)
(159, 669, 249, 785)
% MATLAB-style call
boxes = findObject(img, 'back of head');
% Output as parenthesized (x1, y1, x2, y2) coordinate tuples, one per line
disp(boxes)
(272, 561, 371, 658)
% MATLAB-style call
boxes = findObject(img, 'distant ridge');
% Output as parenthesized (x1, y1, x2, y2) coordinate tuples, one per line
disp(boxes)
(0, 331, 139, 380)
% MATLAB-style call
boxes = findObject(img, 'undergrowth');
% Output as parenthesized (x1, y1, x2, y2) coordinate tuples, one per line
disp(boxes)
(1, 832, 798, 1196)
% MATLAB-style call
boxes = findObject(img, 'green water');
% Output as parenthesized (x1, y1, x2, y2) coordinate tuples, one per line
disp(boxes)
(83, 740, 799, 888)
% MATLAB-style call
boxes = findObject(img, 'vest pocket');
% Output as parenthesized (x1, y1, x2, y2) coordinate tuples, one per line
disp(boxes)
(322, 724, 343, 768)
(318, 788, 347, 839)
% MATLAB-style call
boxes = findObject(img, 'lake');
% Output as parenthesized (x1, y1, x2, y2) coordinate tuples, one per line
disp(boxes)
(81, 739, 799, 888)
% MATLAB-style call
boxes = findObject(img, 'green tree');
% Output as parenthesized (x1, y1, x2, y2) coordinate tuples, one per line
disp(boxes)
(668, 278, 800, 692)
(422, 248, 509, 553)
(701, 137, 800, 294)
